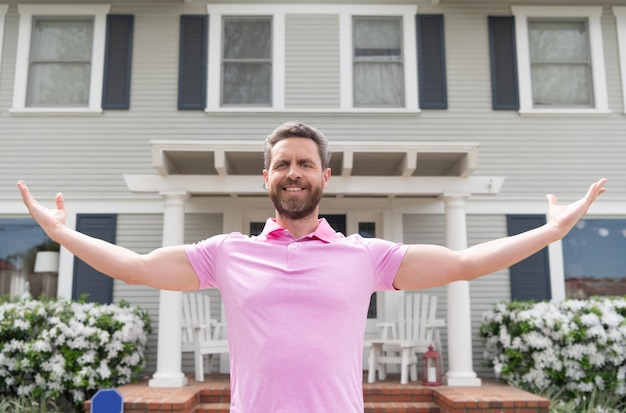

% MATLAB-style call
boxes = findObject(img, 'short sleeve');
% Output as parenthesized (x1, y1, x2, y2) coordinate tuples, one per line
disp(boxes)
(360, 237, 409, 291)
(184, 234, 230, 290)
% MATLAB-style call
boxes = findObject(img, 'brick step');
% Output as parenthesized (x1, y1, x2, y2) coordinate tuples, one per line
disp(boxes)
(365, 401, 441, 413)
(193, 402, 230, 413)
(193, 402, 441, 413)
(193, 401, 440, 413)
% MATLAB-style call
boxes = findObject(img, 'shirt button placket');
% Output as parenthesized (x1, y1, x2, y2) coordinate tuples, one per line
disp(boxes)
(287, 242, 298, 268)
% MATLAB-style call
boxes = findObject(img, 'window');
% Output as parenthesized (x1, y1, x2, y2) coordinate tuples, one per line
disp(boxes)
(562, 218, 626, 299)
(12, 4, 110, 114)
(614, 7, 626, 115)
(0, 218, 59, 299)
(528, 19, 592, 108)
(353, 16, 404, 107)
(222, 16, 272, 106)
(511, 6, 609, 115)
(27, 17, 94, 107)
(205, 4, 418, 112)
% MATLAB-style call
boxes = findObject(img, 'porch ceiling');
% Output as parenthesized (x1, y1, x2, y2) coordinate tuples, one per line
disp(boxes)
(124, 140, 504, 197)
(151, 140, 479, 178)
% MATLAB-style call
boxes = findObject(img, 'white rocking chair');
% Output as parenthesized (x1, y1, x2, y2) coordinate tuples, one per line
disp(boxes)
(368, 293, 445, 384)
(181, 292, 229, 382)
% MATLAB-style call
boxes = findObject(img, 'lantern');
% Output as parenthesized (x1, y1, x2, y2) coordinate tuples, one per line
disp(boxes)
(422, 345, 442, 386)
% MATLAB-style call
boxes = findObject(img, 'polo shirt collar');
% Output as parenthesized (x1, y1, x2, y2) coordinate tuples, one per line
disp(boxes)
(261, 218, 336, 243)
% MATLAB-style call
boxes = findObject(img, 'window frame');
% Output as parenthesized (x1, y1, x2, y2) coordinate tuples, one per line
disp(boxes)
(614, 7, 626, 115)
(511, 6, 609, 116)
(0, 5, 8, 78)
(206, 4, 418, 113)
(11, 4, 110, 116)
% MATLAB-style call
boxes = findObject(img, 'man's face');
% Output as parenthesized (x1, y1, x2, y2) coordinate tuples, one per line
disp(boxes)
(263, 137, 331, 220)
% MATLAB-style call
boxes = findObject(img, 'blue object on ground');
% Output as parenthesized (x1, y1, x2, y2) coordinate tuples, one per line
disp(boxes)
(91, 388, 123, 413)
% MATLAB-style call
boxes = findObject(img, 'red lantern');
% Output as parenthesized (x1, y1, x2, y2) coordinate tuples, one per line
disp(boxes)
(422, 345, 442, 386)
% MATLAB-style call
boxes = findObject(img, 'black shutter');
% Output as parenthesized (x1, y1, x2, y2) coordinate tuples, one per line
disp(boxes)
(102, 15, 134, 109)
(72, 214, 116, 304)
(507, 215, 551, 301)
(488, 16, 519, 110)
(178, 15, 208, 110)
(417, 14, 447, 109)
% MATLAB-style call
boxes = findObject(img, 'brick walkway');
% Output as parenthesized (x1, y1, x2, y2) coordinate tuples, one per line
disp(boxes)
(84, 374, 550, 413)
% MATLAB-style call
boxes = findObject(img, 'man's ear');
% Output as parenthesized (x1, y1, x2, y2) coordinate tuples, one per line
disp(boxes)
(322, 167, 331, 189)
(263, 169, 269, 189)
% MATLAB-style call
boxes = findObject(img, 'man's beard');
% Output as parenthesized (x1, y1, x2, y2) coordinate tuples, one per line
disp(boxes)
(268, 179, 323, 220)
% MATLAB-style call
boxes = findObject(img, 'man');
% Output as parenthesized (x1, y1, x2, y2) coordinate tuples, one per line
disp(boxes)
(18, 122, 607, 412)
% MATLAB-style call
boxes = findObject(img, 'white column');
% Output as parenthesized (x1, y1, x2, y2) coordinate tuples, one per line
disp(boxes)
(149, 191, 189, 387)
(442, 194, 481, 387)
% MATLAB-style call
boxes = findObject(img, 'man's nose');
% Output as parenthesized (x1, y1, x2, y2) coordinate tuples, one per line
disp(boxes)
(286, 164, 301, 179)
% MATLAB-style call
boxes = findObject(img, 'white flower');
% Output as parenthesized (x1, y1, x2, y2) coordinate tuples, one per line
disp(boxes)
(594, 375, 606, 390)
(14, 318, 30, 330)
(96, 361, 111, 379)
(588, 350, 606, 368)
(580, 312, 600, 327)
(32, 339, 51, 353)
(523, 331, 552, 349)
(17, 383, 35, 396)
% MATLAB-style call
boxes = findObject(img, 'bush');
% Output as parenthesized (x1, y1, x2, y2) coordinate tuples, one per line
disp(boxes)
(0, 297, 151, 408)
(479, 297, 626, 400)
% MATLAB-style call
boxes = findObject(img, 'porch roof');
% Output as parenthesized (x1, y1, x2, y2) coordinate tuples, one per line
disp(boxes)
(124, 140, 504, 197)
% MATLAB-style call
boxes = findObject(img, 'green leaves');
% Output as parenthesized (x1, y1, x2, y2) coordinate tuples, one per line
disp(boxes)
(0, 298, 151, 408)
(480, 297, 626, 404)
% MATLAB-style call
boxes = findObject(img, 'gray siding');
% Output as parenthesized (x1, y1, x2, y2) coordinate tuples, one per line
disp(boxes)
(403, 213, 509, 378)
(114, 214, 163, 374)
(2, 2, 624, 199)
(114, 212, 223, 375)
(285, 14, 340, 108)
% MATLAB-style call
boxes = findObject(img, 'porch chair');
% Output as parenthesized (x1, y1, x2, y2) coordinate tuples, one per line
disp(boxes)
(181, 292, 229, 382)
(367, 293, 445, 384)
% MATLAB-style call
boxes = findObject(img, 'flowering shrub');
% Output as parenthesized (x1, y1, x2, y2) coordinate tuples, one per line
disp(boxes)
(0, 297, 151, 407)
(479, 297, 626, 399)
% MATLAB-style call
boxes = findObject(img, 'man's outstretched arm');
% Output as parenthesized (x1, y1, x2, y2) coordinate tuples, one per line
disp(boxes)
(393, 178, 608, 290)
(17, 180, 200, 291)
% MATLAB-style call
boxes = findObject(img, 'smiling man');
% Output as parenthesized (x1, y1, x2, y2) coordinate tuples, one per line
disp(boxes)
(17, 121, 607, 413)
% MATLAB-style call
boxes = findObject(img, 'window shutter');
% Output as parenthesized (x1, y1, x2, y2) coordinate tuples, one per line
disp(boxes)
(72, 214, 116, 304)
(489, 16, 519, 110)
(507, 215, 551, 301)
(102, 15, 133, 109)
(417, 14, 447, 109)
(178, 15, 207, 110)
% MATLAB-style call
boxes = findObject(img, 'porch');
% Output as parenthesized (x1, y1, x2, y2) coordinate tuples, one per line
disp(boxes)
(84, 374, 550, 413)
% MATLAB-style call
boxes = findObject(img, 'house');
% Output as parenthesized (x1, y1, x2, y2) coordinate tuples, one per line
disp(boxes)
(1, 0, 624, 388)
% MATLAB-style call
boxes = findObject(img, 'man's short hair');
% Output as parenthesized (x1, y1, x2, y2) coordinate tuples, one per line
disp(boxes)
(264, 122, 331, 170)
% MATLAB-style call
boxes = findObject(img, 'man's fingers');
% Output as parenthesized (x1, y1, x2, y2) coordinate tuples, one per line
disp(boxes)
(545, 193, 558, 206)
(55, 193, 64, 210)
(593, 178, 608, 197)
(17, 180, 34, 206)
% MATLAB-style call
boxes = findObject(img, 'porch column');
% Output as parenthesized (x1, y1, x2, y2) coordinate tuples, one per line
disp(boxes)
(442, 194, 482, 387)
(149, 191, 189, 388)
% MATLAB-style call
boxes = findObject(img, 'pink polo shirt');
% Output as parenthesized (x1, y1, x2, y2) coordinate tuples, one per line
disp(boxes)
(184, 218, 409, 413)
